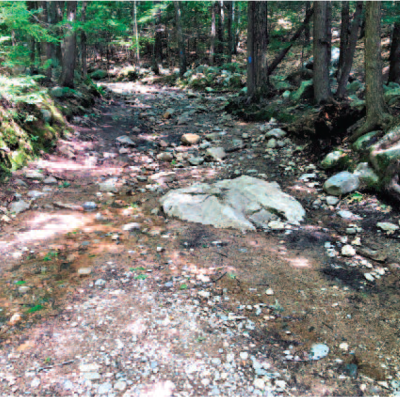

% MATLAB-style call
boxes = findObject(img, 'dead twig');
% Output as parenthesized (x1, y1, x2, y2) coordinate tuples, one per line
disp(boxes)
(212, 271, 227, 283)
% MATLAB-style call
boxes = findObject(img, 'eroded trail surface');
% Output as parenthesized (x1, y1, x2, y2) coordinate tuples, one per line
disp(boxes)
(0, 82, 400, 397)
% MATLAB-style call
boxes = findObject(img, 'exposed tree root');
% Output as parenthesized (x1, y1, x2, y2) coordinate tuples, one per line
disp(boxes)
(350, 113, 392, 142)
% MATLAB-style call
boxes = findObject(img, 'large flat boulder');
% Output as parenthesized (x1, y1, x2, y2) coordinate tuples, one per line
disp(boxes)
(160, 176, 305, 230)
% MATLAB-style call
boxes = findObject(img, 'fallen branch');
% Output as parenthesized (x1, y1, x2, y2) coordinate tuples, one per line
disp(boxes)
(268, 7, 314, 76)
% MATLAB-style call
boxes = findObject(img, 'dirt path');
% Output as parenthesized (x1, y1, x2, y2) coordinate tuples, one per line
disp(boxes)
(0, 81, 399, 397)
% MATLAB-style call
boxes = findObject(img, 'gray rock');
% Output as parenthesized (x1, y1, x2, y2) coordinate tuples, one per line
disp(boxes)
(10, 200, 30, 214)
(324, 172, 360, 196)
(40, 109, 52, 123)
(15, 179, 27, 187)
(122, 223, 141, 231)
(114, 381, 126, 391)
(189, 157, 204, 166)
(25, 170, 44, 180)
(27, 190, 44, 198)
(266, 139, 277, 148)
(137, 175, 148, 182)
(181, 134, 200, 145)
(157, 152, 173, 162)
(97, 383, 112, 395)
(99, 178, 119, 193)
(63, 380, 74, 390)
(353, 162, 380, 188)
(199, 141, 211, 149)
(160, 175, 305, 230)
(95, 279, 106, 287)
(83, 202, 97, 211)
(337, 210, 360, 220)
(18, 286, 30, 293)
(377, 222, 398, 232)
(326, 196, 339, 206)
(265, 128, 287, 139)
(43, 176, 58, 185)
(309, 343, 329, 361)
(78, 268, 92, 276)
(205, 147, 226, 161)
(50, 86, 65, 98)
(321, 151, 348, 169)
(116, 136, 135, 146)
(84, 372, 101, 381)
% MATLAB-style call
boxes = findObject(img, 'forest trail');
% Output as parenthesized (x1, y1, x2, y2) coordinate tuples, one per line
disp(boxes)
(0, 81, 399, 396)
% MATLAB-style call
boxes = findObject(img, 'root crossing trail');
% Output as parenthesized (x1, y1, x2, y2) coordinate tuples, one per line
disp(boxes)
(0, 81, 399, 397)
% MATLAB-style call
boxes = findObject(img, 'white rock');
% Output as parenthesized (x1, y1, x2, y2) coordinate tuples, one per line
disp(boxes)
(160, 176, 305, 230)
(324, 172, 360, 196)
(364, 273, 374, 282)
(265, 288, 274, 295)
(326, 196, 339, 206)
(10, 200, 30, 214)
(43, 176, 58, 185)
(265, 128, 287, 139)
(377, 222, 398, 232)
(341, 245, 356, 257)
(122, 222, 141, 231)
(268, 221, 285, 230)
(205, 147, 226, 161)
(116, 136, 136, 146)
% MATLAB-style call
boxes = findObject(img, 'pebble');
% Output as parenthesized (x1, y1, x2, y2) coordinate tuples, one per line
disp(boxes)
(18, 286, 30, 293)
(122, 223, 141, 231)
(78, 268, 92, 276)
(326, 196, 339, 205)
(364, 273, 374, 282)
(97, 382, 112, 395)
(84, 372, 101, 381)
(240, 352, 248, 360)
(83, 202, 97, 211)
(341, 245, 356, 257)
(265, 288, 274, 295)
(114, 381, 126, 391)
(377, 222, 398, 232)
(95, 279, 106, 287)
(31, 378, 41, 388)
(309, 343, 329, 360)
(137, 176, 148, 182)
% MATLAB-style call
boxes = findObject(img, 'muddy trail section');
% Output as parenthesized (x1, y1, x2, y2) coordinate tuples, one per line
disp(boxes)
(0, 81, 399, 397)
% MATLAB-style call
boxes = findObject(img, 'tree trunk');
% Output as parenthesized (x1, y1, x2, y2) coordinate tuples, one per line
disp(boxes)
(234, 2, 240, 55)
(55, 1, 65, 65)
(268, 6, 314, 75)
(27, 1, 36, 73)
(304, 2, 311, 45)
(216, 1, 224, 64)
(45, 1, 57, 80)
(81, 1, 87, 79)
(59, 1, 77, 88)
(226, 1, 233, 63)
(154, 2, 163, 63)
(174, 1, 186, 76)
(313, 1, 332, 104)
(338, 2, 350, 78)
(151, 2, 160, 74)
(210, 2, 216, 65)
(247, 1, 268, 101)
(336, 1, 363, 99)
(351, 1, 392, 141)
(133, 1, 140, 65)
(389, 22, 400, 84)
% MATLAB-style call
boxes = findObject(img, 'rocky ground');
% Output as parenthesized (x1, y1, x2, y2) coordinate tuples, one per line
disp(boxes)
(0, 79, 400, 397)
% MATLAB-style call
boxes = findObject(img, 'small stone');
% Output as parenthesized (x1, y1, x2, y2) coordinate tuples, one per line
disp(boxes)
(326, 196, 340, 206)
(27, 190, 44, 198)
(211, 358, 221, 366)
(265, 288, 274, 296)
(181, 134, 200, 145)
(15, 179, 27, 187)
(324, 172, 360, 196)
(268, 221, 285, 230)
(137, 176, 148, 182)
(240, 352, 248, 360)
(95, 279, 106, 287)
(78, 268, 92, 276)
(122, 223, 141, 231)
(25, 170, 44, 180)
(84, 372, 101, 381)
(338, 210, 360, 220)
(116, 136, 136, 146)
(377, 222, 398, 233)
(341, 245, 356, 257)
(205, 147, 226, 161)
(83, 202, 97, 211)
(31, 378, 41, 388)
(10, 200, 30, 214)
(339, 343, 349, 352)
(266, 138, 277, 148)
(198, 290, 210, 298)
(9, 313, 22, 325)
(265, 128, 287, 139)
(43, 176, 58, 185)
(18, 286, 30, 293)
(364, 273, 375, 282)
(97, 383, 112, 395)
(114, 381, 126, 391)
(157, 152, 173, 162)
(188, 157, 204, 166)
(309, 343, 329, 360)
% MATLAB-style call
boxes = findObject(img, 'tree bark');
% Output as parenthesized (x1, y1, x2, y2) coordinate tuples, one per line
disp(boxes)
(304, 2, 311, 45)
(55, 1, 65, 65)
(45, 1, 57, 80)
(338, 2, 350, 78)
(247, 1, 268, 102)
(80, 1, 87, 79)
(351, 1, 392, 141)
(27, 1, 36, 73)
(336, 1, 363, 99)
(268, 6, 314, 76)
(389, 22, 400, 84)
(233, 2, 240, 55)
(313, 1, 332, 104)
(226, 1, 233, 63)
(174, 1, 186, 76)
(216, 1, 224, 64)
(133, 1, 140, 65)
(59, 1, 77, 88)
(151, 1, 161, 74)
(210, 2, 216, 65)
